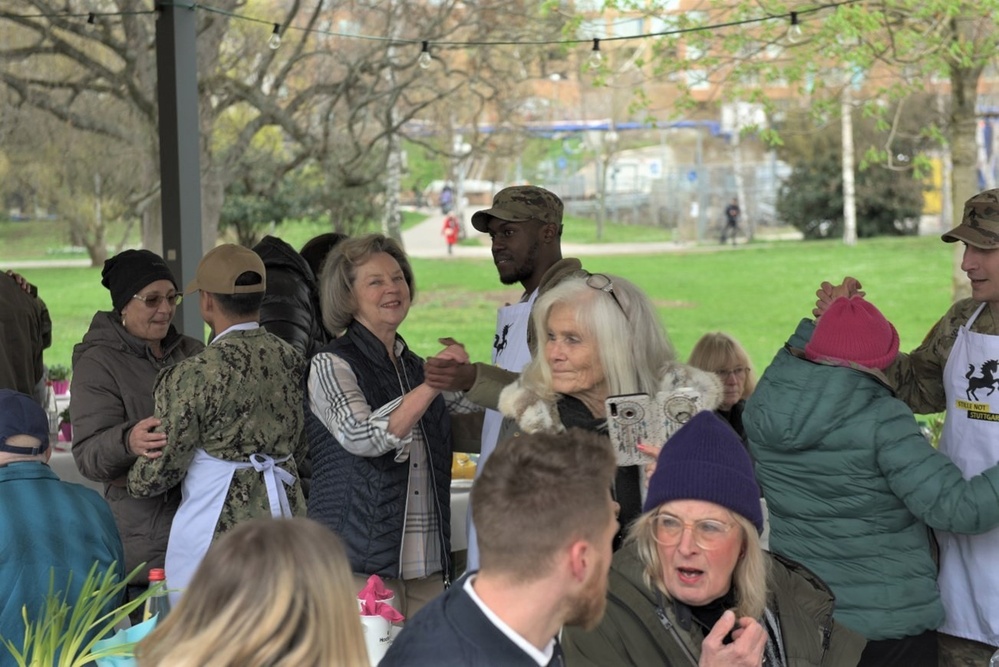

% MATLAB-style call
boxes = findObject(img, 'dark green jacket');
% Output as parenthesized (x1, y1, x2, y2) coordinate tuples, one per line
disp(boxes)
(563, 542, 865, 667)
(744, 318, 999, 640)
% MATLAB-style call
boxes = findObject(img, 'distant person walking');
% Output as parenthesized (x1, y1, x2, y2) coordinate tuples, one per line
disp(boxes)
(440, 184, 454, 215)
(441, 213, 461, 255)
(721, 197, 741, 245)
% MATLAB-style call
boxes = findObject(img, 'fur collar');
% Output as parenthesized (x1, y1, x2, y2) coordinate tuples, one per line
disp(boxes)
(498, 362, 723, 434)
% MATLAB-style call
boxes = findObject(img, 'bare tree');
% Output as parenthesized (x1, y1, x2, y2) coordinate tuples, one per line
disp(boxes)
(0, 0, 564, 252)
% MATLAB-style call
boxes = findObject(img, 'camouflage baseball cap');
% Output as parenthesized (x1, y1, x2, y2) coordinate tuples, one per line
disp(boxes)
(471, 185, 564, 233)
(942, 189, 999, 249)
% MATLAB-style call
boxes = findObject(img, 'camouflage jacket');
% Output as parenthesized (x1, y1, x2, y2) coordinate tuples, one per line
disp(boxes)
(886, 298, 999, 414)
(127, 327, 308, 539)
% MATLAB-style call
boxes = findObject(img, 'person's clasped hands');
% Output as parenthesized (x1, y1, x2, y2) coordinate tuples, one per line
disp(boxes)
(813, 276, 865, 318)
(424, 337, 476, 392)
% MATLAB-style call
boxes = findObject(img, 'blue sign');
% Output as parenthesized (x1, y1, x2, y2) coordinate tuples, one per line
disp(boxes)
(687, 170, 698, 182)
(556, 157, 568, 171)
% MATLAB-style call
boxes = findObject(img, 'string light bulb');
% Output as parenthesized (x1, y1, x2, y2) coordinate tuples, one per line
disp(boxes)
(268, 24, 282, 50)
(788, 12, 803, 43)
(588, 38, 602, 70)
(87, 12, 96, 25)
(418, 41, 432, 69)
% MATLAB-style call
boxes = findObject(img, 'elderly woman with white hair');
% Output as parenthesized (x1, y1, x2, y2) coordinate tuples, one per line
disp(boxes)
(494, 271, 722, 544)
(563, 411, 866, 667)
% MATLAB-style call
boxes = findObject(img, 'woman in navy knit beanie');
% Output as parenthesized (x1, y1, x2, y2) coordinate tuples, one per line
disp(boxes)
(564, 411, 866, 667)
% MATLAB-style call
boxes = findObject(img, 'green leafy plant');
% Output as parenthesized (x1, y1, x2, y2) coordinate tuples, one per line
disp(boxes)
(1, 563, 155, 667)
(58, 409, 71, 426)
(48, 365, 71, 382)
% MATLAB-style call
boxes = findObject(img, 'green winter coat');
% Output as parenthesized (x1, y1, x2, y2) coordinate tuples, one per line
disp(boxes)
(563, 542, 865, 666)
(744, 318, 999, 640)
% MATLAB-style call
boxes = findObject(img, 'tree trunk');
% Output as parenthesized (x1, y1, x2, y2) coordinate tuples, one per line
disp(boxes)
(841, 83, 858, 246)
(950, 61, 983, 302)
(383, 130, 404, 246)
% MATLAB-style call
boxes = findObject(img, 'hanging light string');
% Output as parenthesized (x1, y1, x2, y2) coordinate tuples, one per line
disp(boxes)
(1, 0, 864, 50)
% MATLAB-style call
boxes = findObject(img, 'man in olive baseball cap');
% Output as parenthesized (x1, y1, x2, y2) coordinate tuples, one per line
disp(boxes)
(941, 188, 999, 249)
(426, 184, 582, 573)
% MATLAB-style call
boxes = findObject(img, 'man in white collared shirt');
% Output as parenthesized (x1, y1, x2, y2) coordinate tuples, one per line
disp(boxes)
(381, 428, 616, 667)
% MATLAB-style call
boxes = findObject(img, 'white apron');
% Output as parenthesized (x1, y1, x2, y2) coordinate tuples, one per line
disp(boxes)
(938, 302, 999, 644)
(466, 295, 537, 571)
(165, 449, 296, 605)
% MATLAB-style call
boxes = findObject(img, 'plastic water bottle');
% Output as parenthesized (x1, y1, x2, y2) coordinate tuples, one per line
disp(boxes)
(990, 648, 999, 667)
(143, 568, 171, 622)
(44, 385, 59, 443)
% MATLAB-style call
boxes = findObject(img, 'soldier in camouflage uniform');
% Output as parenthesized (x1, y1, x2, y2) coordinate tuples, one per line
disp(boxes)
(128, 244, 307, 604)
(818, 189, 999, 666)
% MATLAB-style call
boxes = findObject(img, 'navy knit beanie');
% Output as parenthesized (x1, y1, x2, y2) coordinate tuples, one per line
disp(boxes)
(644, 411, 764, 534)
(101, 249, 177, 314)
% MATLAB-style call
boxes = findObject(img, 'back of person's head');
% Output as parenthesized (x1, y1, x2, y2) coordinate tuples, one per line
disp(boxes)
(185, 244, 267, 318)
(136, 517, 367, 667)
(300, 233, 348, 280)
(0, 389, 49, 461)
(213, 272, 265, 317)
(319, 234, 414, 335)
(473, 429, 616, 580)
(630, 411, 767, 618)
(805, 296, 899, 371)
(523, 272, 675, 401)
(688, 332, 757, 398)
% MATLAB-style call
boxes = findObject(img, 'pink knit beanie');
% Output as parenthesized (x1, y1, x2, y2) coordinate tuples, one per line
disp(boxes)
(806, 296, 899, 370)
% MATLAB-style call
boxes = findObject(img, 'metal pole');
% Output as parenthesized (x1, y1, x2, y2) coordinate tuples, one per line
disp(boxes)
(156, 2, 204, 340)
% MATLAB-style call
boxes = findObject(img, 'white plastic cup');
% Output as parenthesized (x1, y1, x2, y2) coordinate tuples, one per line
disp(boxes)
(360, 613, 392, 666)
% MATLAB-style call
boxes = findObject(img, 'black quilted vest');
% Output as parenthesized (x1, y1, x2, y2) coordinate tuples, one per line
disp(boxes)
(305, 320, 452, 580)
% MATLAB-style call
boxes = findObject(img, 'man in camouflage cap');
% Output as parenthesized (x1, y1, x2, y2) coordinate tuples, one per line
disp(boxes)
(128, 243, 308, 605)
(942, 188, 999, 250)
(815, 188, 999, 665)
(427, 185, 583, 572)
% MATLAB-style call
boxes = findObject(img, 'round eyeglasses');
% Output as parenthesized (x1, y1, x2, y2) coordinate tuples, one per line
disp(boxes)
(652, 513, 735, 550)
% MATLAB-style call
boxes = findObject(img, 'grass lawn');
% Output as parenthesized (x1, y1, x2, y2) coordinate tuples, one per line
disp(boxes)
(25, 235, 955, 380)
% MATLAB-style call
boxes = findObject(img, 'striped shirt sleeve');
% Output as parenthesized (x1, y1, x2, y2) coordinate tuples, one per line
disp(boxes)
(308, 352, 410, 460)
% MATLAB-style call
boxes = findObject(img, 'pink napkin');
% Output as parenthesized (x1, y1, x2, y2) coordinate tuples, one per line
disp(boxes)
(358, 574, 405, 622)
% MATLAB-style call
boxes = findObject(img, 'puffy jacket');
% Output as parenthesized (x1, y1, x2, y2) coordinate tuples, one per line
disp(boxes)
(70, 311, 203, 582)
(744, 318, 999, 640)
(305, 320, 453, 579)
(563, 542, 865, 666)
(253, 235, 329, 358)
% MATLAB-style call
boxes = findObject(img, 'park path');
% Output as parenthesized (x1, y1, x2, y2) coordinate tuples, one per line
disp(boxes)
(402, 206, 699, 260)
(4, 209, 786, 269)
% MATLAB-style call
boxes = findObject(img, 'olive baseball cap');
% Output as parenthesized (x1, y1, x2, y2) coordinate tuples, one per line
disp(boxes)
(185, 244, 267, 295)
(471, 185, 564, 233)
(942, 189, 999, 249)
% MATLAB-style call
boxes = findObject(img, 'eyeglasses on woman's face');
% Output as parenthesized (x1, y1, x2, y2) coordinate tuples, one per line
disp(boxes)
(714, 366, 748, 380)
(652, 513, 735, 550)
(132, 292, 182, 309)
